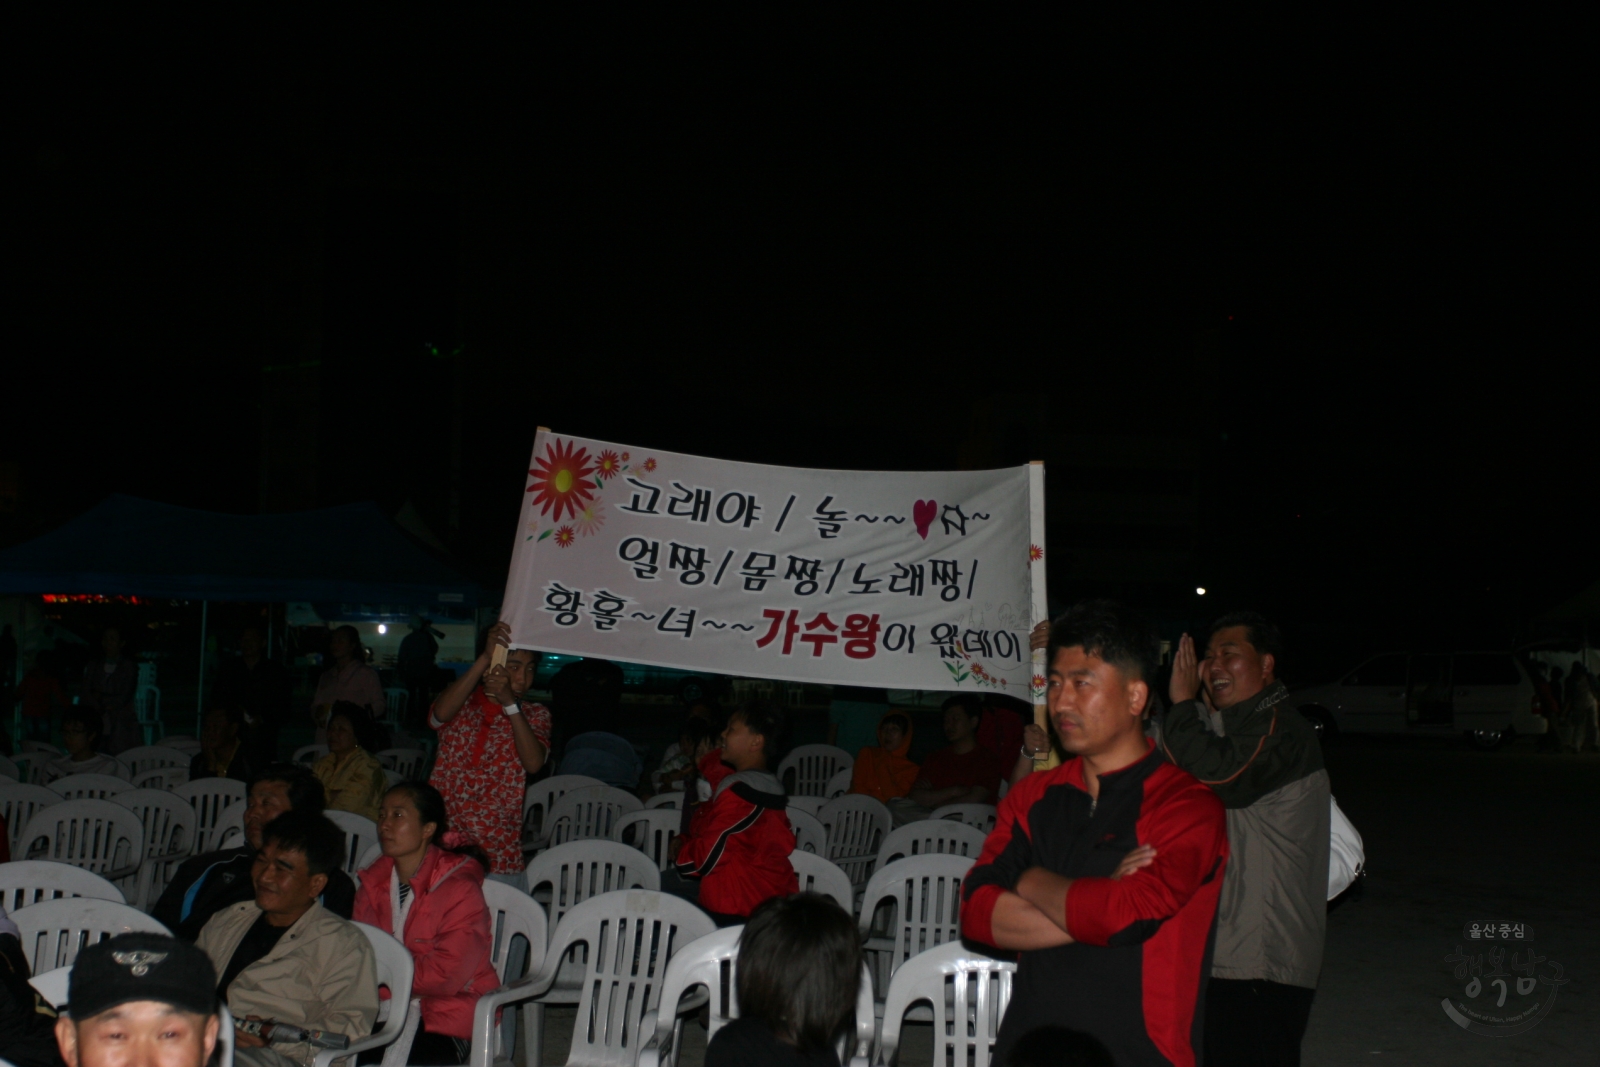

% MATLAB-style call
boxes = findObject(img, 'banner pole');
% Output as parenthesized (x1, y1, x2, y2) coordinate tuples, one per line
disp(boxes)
(492, 426, 551, 671)
(1028, 461, 1057, 770)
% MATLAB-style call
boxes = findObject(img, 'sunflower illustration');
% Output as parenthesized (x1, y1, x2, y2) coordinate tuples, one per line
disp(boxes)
(526, 439, 598, 521)
(553, 525, 576, 547)
(1029, 544, 1044, 562)
(595, 449, 623, 480)
(575, 500, 606, 537)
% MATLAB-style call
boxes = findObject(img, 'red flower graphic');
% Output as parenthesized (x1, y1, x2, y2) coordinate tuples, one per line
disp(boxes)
(1029, 544, 1044, 562)
(1032, 674, 1047, 691)
(575, 501, 606, 537)
(553, 525, 576, 547)
(641, 457, 657, 472)
(595, 449, 623, 480)
(526, 438, 597, 521)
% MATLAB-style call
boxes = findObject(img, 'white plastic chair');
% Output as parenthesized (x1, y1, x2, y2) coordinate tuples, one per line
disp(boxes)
(382, 768, 404, 789)
(0, 859, 125, 913)
(787, 807, 827, 856)
(293, 743, 328, 765)
(172, 777, 248, 854)
(47, 773, 134, 801)
(776, 744, 854, 798)
(159, 734, 202, 755)
(876, 819, 989, 871)
(324, 810, 379, 875)
(381, 688, 409, 728)
(310, 921, 419, 1067)
(877, 940, 1015, 1067)
(1, 782, 61, 857)
(21, 741, 62, 756)
(480, 878, 551, 1065)
(356, 841, 383, 870)
(10, 896, 170, 973)
(644, 792, 680, 810)
(8, 752, 49, 786)
(637, 926, 877, 1067)
(18, 799, 147, 905)
(109, 788, 200, 910)
(543, 784, 642, 848)
(0, 753, 18, 781)
(818, 794, 892, 889)
(522, 774, 606, 848)
(133, 685, 163, 745)
(931, 802, 998, 834)
(213, 802, 247, 852)
(375, 747, 427, 780)
(523, 839, 662, 935)
(469, 890, 715, 1067)
(118, 745, 190, 780)
(787, 850, 855, 913)
(825, 767, 853, 799)
(132, 766, 190, 790)
(857, 854, 973, 1000)
(613, 808, 681, 871)
(786, 795, 826, 818)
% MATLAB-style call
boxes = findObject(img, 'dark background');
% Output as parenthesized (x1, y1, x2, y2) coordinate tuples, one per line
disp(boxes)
(5, 23, 1590, 683)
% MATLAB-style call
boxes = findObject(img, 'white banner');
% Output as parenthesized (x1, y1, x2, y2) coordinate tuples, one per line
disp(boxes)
(500, 431, 1044, 697)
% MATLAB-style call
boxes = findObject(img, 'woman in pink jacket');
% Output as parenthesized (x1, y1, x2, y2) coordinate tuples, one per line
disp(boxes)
(354, 781, 501, 1064)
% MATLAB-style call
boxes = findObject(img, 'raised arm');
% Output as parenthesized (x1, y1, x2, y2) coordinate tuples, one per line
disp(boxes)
(432, 622, 506, 725)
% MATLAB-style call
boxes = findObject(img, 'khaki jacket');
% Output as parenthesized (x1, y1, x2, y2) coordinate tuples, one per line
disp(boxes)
(197, 900, 378, 1067)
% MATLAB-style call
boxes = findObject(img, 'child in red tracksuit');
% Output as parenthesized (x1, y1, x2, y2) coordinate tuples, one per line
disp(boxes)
(669, 703, 798, 925)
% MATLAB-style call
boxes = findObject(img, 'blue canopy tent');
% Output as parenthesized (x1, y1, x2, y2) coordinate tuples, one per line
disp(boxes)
(0, 494, 490, 732)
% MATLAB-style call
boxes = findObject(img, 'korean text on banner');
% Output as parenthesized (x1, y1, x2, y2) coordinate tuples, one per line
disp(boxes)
(500, 432, 1041, 694)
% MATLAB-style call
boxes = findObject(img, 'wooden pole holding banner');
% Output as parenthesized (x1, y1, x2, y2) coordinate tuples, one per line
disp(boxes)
(1029, 461, 1059, 770)
(491, 426, 552, 672)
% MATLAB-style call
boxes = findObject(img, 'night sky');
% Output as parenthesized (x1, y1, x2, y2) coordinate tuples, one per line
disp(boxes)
(8, 27, 1589, 680)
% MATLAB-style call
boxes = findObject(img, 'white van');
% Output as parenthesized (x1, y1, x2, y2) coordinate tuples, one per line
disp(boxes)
(1293, 651, 1548, 749)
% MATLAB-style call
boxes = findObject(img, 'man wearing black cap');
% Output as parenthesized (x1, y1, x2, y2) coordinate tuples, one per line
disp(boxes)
(55, 932, 219, 1067)
(154, 764, 356, 941)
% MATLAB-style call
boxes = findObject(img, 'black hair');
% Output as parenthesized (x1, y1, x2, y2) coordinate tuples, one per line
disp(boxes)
(679, 716, 717, 750)
(881, 712, 911, 735)
(732, 701, 786, 761)
(940, 693, 984, 721)
(327, 701, 385, 752)
(1206, 610, 1284, 663)
(258, 810, 345, 878)
(383, 780, 491, 872)
(204, 705, 246, 729)
(1047, 599, 1160, 686)
(250, 763, 327, 815)
(331, 624, 364, 662)
(736, 893, 861, 1055)
(62, 706, 102, 742)
(1004, 1025, 1115, 1067)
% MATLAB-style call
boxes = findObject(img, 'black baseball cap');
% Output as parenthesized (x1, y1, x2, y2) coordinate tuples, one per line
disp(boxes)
(68, 933, 218, 1019)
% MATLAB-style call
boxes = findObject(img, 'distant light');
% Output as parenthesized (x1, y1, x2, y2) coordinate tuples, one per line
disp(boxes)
(377, 624, 387, 634)
(1196, 587, 1207, 596)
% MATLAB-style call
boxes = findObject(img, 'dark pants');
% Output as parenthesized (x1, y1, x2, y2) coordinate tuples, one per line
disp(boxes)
(1204, 978, 1315, 1067)
(659, 869, 743, 928)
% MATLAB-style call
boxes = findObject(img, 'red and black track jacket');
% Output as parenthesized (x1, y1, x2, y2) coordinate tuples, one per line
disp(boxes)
(961, 742, 1228, 1067)
(674, 748, 798, 918)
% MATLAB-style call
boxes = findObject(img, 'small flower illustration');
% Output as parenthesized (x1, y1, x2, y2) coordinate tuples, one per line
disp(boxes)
(1029, 544, 1044, 563)
(553, 526, 576, 547)
(575, 500, 606, 537)
(641, 457, 657, 472)
(1032, 674, 1047, 691)
(595, 449, 623, 480)
(620, 451, 630, 462)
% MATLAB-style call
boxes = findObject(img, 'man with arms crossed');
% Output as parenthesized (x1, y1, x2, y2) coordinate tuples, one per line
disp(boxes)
(57, 933, 220, 1067)
(962, 601, 1228, 1067)
(1164, 612, 1329, 1067)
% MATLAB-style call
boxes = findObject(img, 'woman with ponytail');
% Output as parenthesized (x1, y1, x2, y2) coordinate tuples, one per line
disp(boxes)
(353, 781, 498, 1064)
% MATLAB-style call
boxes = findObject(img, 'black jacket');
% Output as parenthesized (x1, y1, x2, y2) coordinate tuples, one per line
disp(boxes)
(152, 846, 355, 941)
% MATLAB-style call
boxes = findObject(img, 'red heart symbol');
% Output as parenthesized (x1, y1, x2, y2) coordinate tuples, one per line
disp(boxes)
(913, 499, 936, 539)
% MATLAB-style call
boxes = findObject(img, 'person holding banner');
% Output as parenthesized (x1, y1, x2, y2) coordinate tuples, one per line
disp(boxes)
(427, 621, 551, 882)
